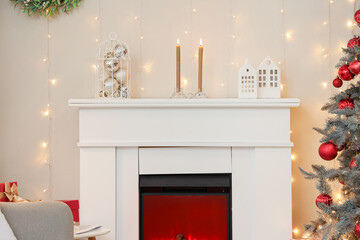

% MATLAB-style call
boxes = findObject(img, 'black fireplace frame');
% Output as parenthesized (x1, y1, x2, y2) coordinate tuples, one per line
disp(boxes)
(139, 174, 232, 240)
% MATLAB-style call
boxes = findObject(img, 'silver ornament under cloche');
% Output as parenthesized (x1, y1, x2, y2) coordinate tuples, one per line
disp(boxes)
(95, 32, 131, 99)
(104, 52, 120, 72)
(114, 44, 128, 58)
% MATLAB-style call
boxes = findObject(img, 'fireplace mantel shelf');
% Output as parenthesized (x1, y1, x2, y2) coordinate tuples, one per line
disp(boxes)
(69, 98, 300, 108)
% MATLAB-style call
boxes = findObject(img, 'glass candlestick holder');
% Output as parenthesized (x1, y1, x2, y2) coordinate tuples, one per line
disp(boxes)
(193, 88, 208, 99)
(170, 88, 187, 99)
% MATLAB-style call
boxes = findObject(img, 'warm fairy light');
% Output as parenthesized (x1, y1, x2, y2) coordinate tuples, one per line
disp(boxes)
(278, 61, 282, 65)
(231, 35, 236, 39)
(323, 21, 329, 25)
(303, 233, 310, 238)
(348, 0, 355, 2)
(318, 225, 323, 229)
(184, 30, 189, 34)
(94, 16, 99, 20)
(232, 15, 236, 18)
(293, 228, 299, 234)
(133, 16, 138, 20)
(47, 34, 51, 38)
(280, 9, 284, 13)
(280, 84, 284, 90)
(91, 64, 97, 71)
(177, 39, 180, 45)
(50, 79, 56, 85)
(42, 142, 48, 148)
(322, 82, 328, 87)
(347, 20, 355, 27)
(44, 159, 50, 165)
(290, 130, 293, 134)
(291, 177, 294, 182)
(220, 83, 225, 87)
(140, 87, 145, 91)
(140, 36, 144, 40)
(182, 78, 188, 86)
(192, 8, 196, 12)
(285, 31, 292, 40)
(200, 38, 203, 46)
(329, 0, 334, 3)
(143, 64, 152, 72)
(43, 110, 49, 117)
(337, 193, 342, 199)
(231, 62, 235, 65)
(95, 38, 100, 42)
(291, 154, 295, 160)
(43, 58, 47, 62)
(43, 189, 48, 193)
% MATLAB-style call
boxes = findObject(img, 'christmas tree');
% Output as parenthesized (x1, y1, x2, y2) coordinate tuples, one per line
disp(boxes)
(300, 9, 360, 240)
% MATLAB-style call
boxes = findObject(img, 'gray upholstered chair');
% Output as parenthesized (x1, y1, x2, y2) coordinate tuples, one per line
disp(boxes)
(0, 201, 74, 240)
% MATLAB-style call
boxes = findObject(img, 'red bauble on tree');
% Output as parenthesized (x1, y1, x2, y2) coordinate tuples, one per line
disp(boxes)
(316, 194, 333, 209)
(349, 60, 360, 74)
(350, 158, 358, 169)
(338, 65, 355, 81)
(339, 98, 354, 110)
(355, 223, 360, 238)
(355, 10, 360, 27)
(347, 37, 360, 49)
(319, 142, 338, 160)
(333, 77, 343, 88)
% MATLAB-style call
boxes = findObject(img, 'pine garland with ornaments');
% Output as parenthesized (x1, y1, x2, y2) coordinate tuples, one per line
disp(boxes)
(299, 9, 360, 240)
(10, 0, 81, 17)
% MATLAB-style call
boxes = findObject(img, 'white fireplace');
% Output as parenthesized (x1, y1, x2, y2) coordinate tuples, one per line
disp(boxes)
(69, 98, 300, 240)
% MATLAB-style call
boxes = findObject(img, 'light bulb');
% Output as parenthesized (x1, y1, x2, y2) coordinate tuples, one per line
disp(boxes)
(42, 142, 48, 148)
(220, 83, 225, 87)
(231, 35, 236, 39)
(42, 58, 47, 62)
(43, 110, 49, 117)
(323, 21, 329, 25)
(322, 82, 328, 87)
(50, 79, 56, 85)
(47, 34, 51, 38)
(347, 20, 354, 27)
(184, 30, 188, 34)
(293, 228, 299, 234)
(43, 189, 48, 193)
(280, 9, 284, 13)
(192, 8, 196, 12)
(291, 154, 295, 160)
(285, 31, 292, 40)
(291, 177, 294, 182)
(232, 15, 236, 18)
(140, 36, 144, 40)
(95, 38, 100, 42)
(140, 87, 145, 91)
(133, 16, 138, 20)
(94, 16, 99, 20)
(182, 78, 188, 85)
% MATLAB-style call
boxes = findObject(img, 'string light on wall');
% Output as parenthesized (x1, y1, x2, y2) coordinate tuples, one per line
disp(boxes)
(41, 17, 54, 198)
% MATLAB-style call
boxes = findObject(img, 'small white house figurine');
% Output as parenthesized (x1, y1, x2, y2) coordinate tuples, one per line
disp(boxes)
(238, 59, 257, 98)
(257, 56, 281, 98)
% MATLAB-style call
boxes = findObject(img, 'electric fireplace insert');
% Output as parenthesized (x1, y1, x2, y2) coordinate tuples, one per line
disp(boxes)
(140, 174, 232, 240)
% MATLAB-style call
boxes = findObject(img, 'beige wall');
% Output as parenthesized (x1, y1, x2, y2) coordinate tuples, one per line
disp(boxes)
(0, 0, 356, 237)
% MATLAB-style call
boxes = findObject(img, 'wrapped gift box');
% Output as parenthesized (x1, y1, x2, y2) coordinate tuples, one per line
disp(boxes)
(0, 182, 17, 202)
(59, 200, 79, 222)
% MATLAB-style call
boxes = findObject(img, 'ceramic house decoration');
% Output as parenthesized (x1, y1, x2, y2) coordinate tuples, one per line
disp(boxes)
(257, 56, 281, 98)
(238, 59, 257, 98)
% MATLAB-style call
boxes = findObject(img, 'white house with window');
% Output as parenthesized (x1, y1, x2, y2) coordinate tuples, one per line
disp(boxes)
(257, 56, 281, 98)
(238, 59, 257, 98)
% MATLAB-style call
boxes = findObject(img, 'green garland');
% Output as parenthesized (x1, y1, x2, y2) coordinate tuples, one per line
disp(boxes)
(10, 0, 82, 17)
